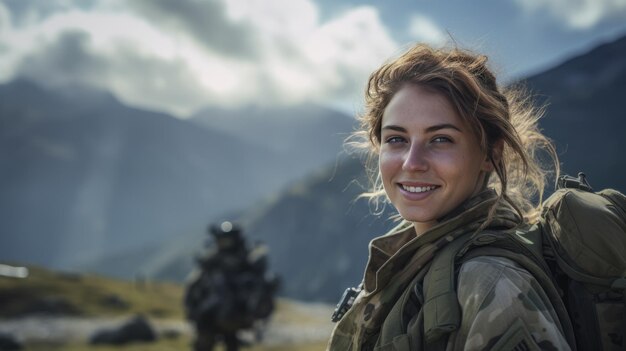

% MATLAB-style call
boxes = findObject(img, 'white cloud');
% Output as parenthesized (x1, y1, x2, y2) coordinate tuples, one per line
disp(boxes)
(0, 0, 399, 117)
(513, 0, 626, 29)
(408, 14, 447, 45)
(0, 3, 11, 59)
(297, 7, 398, 101)
(223, 0, 318, 38)
(0, 3, 10, 31)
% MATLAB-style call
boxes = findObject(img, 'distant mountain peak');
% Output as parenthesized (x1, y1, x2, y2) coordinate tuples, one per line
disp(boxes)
(523, 33, 626, 92)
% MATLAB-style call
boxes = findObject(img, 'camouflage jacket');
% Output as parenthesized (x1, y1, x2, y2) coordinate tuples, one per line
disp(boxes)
(327, 189, 571, 350)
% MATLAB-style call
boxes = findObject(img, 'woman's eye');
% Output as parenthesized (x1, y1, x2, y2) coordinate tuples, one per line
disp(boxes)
(432, 136, 452, 143)
(385, 136, 406, 144)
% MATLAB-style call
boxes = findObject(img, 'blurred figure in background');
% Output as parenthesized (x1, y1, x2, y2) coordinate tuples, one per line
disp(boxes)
(184, 221, 279, 351)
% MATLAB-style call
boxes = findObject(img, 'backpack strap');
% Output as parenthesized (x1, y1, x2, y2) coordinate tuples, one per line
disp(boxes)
(422, 229, 532, 344)
(460, 245, 577, 350)
(423, 233, 474, 344)
(422, 228, 578, 350)
(375, 261, 433, 350)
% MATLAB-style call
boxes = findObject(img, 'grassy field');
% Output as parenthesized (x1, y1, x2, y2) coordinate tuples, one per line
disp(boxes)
(22, 339, 329, 351)
(0, 263, 185, 319)
(0, 263, 333, 351)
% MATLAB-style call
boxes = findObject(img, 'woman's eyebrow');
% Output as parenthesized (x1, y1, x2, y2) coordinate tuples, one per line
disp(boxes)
(381, 123, 462, 133)
(425, 123, 462, 133)
(381, 125, 406, 133)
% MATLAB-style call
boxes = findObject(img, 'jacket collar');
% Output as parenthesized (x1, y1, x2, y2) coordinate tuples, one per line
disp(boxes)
(363, 189, 521, 293)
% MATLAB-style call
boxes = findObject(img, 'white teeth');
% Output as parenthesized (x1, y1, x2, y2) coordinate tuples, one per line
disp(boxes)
(402, 185, 437, 193)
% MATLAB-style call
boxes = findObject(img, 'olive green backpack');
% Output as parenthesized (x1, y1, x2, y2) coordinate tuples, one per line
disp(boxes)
(421, 173, 626, 350)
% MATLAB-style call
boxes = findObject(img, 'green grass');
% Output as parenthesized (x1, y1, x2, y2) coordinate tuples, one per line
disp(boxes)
(0, 263, 184, 319)
(22, 340, 328, 351)
(0, 263, 332, 351)
(24, 338, 190, 351)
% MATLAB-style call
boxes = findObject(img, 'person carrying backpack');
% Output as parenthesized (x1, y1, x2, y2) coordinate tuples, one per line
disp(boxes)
(185, 221, 279, 351)
(327, 43, 625, 350)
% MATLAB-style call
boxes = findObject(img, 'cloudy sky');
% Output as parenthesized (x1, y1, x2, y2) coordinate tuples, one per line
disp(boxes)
(1, 0, 626, 117)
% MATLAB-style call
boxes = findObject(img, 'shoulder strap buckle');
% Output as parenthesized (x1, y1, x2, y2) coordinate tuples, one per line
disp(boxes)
(557, 172, 593, 192)
(611, 277, 626, 291)
(331, 284, 362, 322)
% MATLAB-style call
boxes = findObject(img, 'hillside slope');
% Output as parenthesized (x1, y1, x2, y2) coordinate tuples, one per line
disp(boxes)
(522, 34, 626, 190)
(0, 263, 334, 350)
(0, 79, 354, 272)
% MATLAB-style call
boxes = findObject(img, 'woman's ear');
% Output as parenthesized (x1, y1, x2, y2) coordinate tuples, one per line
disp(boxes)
(482, 139, 503, 172)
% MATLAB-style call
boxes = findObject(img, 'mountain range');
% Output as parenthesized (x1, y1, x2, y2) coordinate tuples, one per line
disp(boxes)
(0, 79, 354, 269)
(523, 34, 626, 188)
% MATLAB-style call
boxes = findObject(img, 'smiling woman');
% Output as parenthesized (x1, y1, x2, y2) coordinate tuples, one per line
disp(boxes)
(327, 44, 570, 351)
(379, 85, 493, 235)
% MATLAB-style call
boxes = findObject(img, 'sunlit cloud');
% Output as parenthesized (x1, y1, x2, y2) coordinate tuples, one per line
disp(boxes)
(0, 0, 398, 117)
(513, 0, 626, 29)
(127, 0, 259, 59)
(408, 14, 447, 45)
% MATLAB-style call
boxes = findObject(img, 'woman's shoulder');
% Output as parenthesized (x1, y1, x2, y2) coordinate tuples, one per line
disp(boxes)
(453, 255, 571, 350)
(459, 255, 532, 279)
(456, 255, 540, 310)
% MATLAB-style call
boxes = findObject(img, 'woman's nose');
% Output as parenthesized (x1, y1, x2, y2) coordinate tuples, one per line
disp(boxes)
(403, 143, 429, 171)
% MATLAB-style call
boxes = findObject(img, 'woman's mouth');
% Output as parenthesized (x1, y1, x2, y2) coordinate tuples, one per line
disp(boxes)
(400, 184, 439, 193)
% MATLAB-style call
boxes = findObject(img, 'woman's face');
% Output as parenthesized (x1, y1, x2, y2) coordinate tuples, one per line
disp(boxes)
(379, 84, 492, 235)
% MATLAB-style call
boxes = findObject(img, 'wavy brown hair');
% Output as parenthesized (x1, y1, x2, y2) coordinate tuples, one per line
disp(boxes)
(350, 43, 559, 223)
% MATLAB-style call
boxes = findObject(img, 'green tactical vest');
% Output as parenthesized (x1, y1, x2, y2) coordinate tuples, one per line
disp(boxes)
(327, 189, 522, 350)
(333, 173, 626, 351)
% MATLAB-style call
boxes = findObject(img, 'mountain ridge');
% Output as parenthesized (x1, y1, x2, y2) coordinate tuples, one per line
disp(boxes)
(0, 79, 354, 269)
